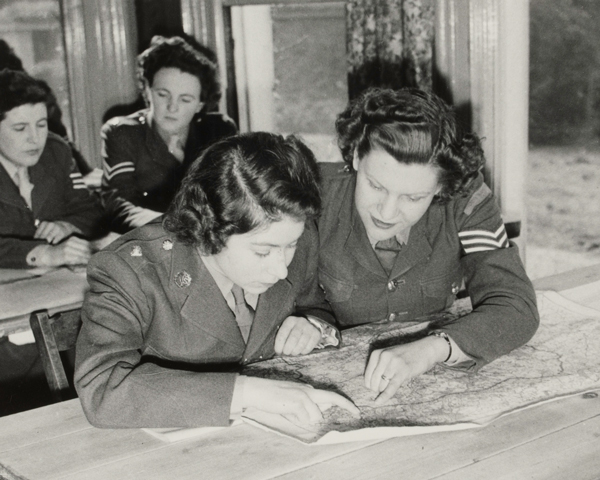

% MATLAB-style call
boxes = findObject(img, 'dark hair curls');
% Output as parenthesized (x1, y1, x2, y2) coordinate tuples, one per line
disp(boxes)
(137, 36, 221, 112)
(335, 88, 485, 203)
(0, 69, 50, 121)
(163, 132, 321, 254)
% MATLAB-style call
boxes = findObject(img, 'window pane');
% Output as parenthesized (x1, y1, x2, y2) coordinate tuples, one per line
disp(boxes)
(0, 0, 71, 135)
(527, 0, 600, 278)
(273, 3, 346, 162)
(232, 2, 347, 162)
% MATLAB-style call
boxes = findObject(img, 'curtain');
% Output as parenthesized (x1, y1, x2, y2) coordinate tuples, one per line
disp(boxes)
(346, 0, 434, 99)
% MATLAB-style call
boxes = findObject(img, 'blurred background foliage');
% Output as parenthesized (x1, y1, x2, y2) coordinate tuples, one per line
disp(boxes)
(530, 0, 600, 145)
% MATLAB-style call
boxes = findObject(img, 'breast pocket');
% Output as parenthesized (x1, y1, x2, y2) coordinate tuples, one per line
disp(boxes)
(420, 272, 461, 313)
(318, 268, 354, 303)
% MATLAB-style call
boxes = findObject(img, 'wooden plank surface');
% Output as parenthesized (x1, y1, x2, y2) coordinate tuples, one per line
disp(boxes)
(54, 428, 382, 480)
(0, 400, 90, 453)
(0, 408, 383, 480)
(533, 263, 600, 292)
(1, 266, 599, 480)
(274, 392, 600, 480)
(1, 393, 599, 480)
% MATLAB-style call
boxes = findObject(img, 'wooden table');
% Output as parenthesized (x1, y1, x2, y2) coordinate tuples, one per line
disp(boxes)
(0, 233, 118, 338)
(0, 268, 88, 338)
(1, 264, 600, 480)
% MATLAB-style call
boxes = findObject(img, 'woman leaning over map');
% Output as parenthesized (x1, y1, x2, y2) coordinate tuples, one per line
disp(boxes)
(317, 88, 539, 404)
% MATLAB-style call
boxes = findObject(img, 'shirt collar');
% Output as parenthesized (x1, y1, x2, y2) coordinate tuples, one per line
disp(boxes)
(0, 155, 21, 184)
(200, 251, 259, 310)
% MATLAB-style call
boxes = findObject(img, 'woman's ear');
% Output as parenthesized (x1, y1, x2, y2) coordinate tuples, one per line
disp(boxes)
(142, 81, 152, 106)
(352, 150, 360, 171)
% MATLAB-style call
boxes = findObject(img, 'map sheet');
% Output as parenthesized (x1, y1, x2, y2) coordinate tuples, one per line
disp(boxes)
(241, 291, 600, 444)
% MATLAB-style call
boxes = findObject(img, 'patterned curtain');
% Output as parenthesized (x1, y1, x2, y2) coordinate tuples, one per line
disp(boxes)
(346, 0, 434, 99)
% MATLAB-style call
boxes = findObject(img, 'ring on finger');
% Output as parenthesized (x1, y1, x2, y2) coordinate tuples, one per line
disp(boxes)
(381, 374, 393, 382)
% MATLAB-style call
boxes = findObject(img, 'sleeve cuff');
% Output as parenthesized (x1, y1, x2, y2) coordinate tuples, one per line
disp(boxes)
(305, 315, 340, 349)
(429, 330, 473, 366)
(229, 374, 245, 420)
(26, 244, 48, 267)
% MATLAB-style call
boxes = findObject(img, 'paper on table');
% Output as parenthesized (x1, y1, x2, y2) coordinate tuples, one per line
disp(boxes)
(242, 411, 481, 445)
(0, 268, 40, 285)
(242, 387, 600, 445)
(7, 330, 35, 345)
(560, 279, 600, 312)
(241, 291, 600, 444)
(142, 418, 243, 442)
(0, 267, 88, 320)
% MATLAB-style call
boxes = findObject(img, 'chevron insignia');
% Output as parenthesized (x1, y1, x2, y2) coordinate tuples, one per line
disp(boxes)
(102, 160, 135, 181)
(70, 172, 87, 190)
(458, 224, 509, 254)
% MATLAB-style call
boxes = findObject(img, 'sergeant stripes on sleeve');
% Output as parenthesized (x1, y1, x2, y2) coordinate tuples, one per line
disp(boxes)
(70, 172, 87, 190)
(103, 160, 135, 181)
(458, 224, 509, 254)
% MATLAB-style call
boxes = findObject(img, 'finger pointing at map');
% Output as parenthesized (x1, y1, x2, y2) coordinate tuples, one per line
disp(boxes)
(242, 377, 360, 424)
(365, 336, 451, 405)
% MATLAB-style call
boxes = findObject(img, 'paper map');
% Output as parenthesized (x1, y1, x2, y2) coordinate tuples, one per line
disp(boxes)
(242, 291, 600, 444)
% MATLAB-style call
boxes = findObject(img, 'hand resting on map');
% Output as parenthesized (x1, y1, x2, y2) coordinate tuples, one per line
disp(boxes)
(274, 315, 322, 356)
(364, 335, 451, 405)
(242, 377, 360, 424)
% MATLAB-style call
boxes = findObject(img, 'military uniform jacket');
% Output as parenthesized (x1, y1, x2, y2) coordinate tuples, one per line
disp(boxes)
(0, 133, 104, 268)
(317, 163, 539, 370)
(100, 110, 237, 232)
(74, 220, 334, 428)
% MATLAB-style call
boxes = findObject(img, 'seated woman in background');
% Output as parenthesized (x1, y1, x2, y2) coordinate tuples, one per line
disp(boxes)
(0, 69, 104, 269)
(0, 38, 93, 176)
(317, 88, 539, 404)
(101, 35, 237, 233)
(75, 132, 358, 428)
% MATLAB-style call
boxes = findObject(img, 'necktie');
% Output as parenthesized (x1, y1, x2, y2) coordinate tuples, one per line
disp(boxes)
(231, 284, 254, 343)
(374, 236, 403, 274)
(14, 168, 33, 209)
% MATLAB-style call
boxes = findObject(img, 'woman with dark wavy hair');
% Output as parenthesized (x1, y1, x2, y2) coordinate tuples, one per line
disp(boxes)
(100, 35, 237, 233)
(318, 88, 539, 404)
(0, 69, 103, 268)
(75, 132, 358, 428)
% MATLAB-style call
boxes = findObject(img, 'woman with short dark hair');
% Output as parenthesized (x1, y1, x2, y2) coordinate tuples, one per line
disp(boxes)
(75, 132, 358, 428)
(101, 36, 237, 233)
(318, 88, 539, 404)
(0, 69, 103, 268)
(164, 132, 321, 251)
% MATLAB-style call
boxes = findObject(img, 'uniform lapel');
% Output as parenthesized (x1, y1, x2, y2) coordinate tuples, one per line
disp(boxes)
(390, 213, 433, 278)
(144, 112, 183, 169)
(345, 198, 389, 279)
(170, 241, 245, 349)
(0, 164, 25, 209)
(29, 158, 53, 216)
(243, 278, 293, 359)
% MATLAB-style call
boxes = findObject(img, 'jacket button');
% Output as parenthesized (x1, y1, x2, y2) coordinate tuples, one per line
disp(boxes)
(259, 355, 263, 359)
(388, 312, 397, 322)
(451, 282, 460, 294)
(387, 280, 397, 292)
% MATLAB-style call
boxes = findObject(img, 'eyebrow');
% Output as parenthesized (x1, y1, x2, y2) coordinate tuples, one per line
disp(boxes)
(153, 88, 197, 97)
(365, 172, 434, 196)
(11, 119, 47, 126)
(251, 241, 298, 248)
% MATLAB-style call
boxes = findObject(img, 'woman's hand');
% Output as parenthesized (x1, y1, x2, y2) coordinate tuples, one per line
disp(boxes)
(29, 237, 92, 267)
(364, 336, 450, 406)
(242, 377, 360, 425)
(34, 221, 80, 244)
(274, 316, 322, 356)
